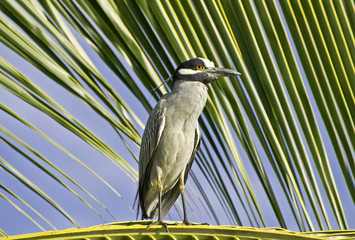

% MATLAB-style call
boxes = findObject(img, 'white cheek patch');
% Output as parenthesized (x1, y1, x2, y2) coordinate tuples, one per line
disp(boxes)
(198, 58, 215, 68)
(178, 68, 199, 75)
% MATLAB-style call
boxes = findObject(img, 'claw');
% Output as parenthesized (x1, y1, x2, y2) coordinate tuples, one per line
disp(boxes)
(183, 219, 191, 225)
(182, 221, 209, 226)
(199, 222, 209, 226)
(147, 220, 169, 232)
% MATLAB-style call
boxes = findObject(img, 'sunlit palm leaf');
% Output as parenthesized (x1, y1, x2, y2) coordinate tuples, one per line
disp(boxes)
(2, 222, 355, 240)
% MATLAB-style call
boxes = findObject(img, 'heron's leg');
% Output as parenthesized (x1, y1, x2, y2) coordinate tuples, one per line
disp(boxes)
(156, 179, 164, 223)
(147, 175, 169, 232)
(179, 174, 190, 225)
(179, 174, 209, 226)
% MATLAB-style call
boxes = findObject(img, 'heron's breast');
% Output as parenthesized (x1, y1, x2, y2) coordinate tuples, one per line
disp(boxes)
(150, 82, 207, 190)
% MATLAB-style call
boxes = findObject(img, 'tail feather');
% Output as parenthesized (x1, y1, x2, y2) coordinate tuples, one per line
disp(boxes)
(161, 182, 182, 219)
(133, 190, 141, 220)
(147, 180, 182, 220)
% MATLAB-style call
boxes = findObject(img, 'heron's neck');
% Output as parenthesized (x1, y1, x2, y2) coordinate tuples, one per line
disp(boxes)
(170, 81, 208, 116)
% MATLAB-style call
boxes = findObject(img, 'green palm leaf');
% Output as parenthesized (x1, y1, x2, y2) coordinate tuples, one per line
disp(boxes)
(1, 222, 355, 240)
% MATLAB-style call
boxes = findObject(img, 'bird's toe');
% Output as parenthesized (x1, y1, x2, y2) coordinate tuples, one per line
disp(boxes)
(146, 220, 170, 232)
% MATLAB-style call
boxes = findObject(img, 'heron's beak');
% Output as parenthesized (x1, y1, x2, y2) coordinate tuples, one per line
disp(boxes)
(205, 67, 241, 78)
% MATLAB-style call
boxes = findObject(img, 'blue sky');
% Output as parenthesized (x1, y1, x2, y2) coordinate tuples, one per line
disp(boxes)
(1, 3, 354, 236)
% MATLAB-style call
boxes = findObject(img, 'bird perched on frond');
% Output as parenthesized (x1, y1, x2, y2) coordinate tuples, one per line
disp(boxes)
(138, 58, 240, 231)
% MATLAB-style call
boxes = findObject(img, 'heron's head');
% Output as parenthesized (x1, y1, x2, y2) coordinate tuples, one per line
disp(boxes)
(172, 58, 240, 84)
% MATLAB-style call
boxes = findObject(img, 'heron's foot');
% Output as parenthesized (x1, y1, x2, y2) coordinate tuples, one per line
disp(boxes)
(199, 222, 209, 226)
(146, 220, 170, 232)
(183, 220, 209, 226)
(183, 219, 191, 225)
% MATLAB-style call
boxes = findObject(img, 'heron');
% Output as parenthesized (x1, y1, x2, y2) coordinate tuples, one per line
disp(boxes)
(138, 58, 240, 231)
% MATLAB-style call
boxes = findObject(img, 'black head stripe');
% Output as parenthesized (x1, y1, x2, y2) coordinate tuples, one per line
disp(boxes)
(172, 58, 219, 84)
(176, 58, 205, 70)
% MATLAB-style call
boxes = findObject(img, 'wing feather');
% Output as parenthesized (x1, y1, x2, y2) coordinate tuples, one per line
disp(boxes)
(138, 96, 167, 219)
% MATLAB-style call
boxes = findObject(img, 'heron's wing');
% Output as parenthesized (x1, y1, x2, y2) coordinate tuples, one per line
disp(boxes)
(138, 96, 167, 218)
(160, 126, 202, 219)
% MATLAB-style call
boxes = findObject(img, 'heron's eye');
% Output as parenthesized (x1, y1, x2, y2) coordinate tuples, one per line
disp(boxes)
(195, 65, 204, 70)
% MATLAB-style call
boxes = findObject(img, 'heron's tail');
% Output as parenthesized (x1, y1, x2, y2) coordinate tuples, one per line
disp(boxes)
(133, 190, 141, 220)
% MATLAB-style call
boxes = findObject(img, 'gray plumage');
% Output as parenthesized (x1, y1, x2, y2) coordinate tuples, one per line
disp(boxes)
(139, 81, 205, 219)
(138, 58, 240, 230)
